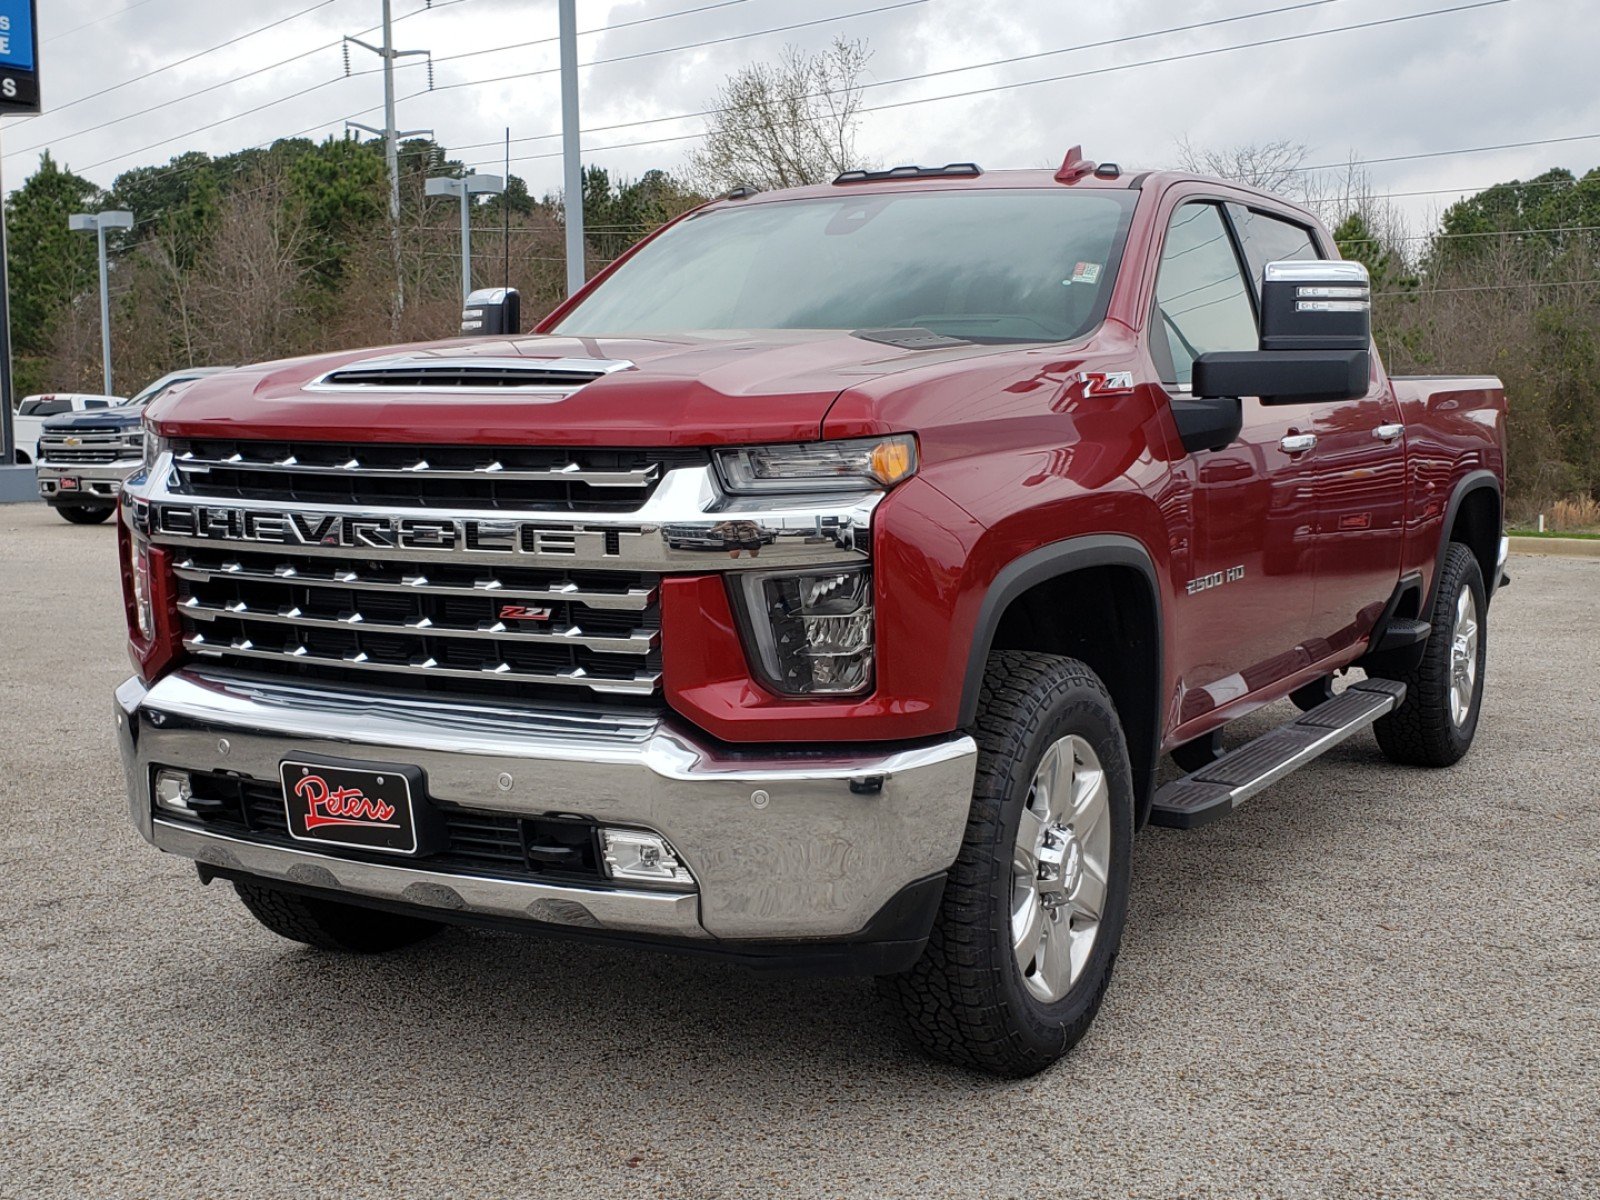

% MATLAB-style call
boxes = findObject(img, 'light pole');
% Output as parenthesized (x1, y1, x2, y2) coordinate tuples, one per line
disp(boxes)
(558, 0, 585, 296)
(68, 210, 134, 396)
(425, 174, 504, 305)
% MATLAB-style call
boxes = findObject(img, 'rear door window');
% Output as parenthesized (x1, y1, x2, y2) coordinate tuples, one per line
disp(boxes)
(1228, 205, 1323, 290)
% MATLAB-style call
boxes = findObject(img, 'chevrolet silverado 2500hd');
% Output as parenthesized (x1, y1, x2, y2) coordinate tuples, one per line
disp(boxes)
(114, 152, 1507, 1076)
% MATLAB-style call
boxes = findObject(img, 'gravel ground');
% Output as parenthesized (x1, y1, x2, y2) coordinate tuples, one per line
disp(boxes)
(1, 500, 1595, 1200)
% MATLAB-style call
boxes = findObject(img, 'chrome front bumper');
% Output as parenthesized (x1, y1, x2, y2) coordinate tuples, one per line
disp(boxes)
(38, 459, 139, 501)
(116, 670, 978, 944)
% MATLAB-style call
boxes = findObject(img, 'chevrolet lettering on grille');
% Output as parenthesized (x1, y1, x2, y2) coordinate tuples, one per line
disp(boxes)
(148, 503, 640, 559)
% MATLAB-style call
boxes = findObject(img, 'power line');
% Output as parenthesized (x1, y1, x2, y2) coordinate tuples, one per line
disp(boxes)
(1293, 131, 1600, 174)
(461, 0, 1514, 171)
(445, 0, 1367, 156)
(31, 0, 1529, 228)
(6, 0, 459, 160)
(415, 0, 930, 100)
(44, 0, 174, 45)
(431, 0, 762, 68)
(44, 0, 348, 119)
(1375, 278, 1600, 297)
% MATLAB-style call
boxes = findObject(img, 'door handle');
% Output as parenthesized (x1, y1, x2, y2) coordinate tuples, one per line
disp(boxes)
(1373, 423, 1404, 442)
(1279, 433, 1318, 454)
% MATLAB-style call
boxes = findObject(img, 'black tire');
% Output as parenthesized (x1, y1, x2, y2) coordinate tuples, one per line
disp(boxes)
(234, 879, 443, 953)
(57, 504, 114, 525)
(877, 651, 1135, 1077)
(1371, 542, 1487, 767)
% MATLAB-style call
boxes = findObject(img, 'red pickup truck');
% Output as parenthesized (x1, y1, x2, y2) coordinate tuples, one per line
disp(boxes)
(115, 150, 1507, 1076)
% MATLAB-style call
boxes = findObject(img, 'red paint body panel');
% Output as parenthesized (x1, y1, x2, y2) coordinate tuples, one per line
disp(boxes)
(140, 168, 1508, 751)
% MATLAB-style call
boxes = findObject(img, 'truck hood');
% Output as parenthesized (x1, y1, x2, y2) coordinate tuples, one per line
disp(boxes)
(42, 406, 142, 432)
(145, 330, 1012, 446)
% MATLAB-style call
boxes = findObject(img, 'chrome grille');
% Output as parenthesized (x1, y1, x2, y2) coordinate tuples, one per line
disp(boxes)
(174, 546, 662, 699)
(167, 439, 706, 513)
(40, 429, 141, 465)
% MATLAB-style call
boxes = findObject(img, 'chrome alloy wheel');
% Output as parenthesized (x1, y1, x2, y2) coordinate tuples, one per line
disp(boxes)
(1011, 734, 1111, 1003)
(1448, 583, 1481, 728)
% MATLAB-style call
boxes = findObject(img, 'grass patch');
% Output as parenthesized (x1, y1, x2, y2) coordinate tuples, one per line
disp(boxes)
(1508, 528, 1600, 540)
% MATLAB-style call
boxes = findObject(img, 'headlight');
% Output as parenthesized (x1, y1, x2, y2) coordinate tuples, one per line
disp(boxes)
(736, 566, 874, 695)
(142, 423, 167, 475)
(714, 435, 916, 495)
(128, 533, 154, 640)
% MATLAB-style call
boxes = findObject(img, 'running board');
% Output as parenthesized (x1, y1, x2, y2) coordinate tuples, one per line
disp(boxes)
(1150, 678, 1407, 829)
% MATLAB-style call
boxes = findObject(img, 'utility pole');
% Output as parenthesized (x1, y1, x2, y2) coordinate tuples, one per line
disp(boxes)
(0, 126, 15, 468)
(558, 0, 585, 296)
(426, 173, 504, 305)
(68, 210, 135, 396)
(346, 1, 431, 335)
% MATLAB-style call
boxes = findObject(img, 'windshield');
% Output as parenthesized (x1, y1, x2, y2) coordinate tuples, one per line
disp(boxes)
(553, 189, 1136, 344)
(123, 374, 193, 408)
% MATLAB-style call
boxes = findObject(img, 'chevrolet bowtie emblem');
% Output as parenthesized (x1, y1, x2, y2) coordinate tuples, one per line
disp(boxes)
(64, 436, 82, 447)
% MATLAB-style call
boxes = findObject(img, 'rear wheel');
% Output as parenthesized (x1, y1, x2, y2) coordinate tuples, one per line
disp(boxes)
(234, 879, 443, 953)
(878, 651, 1134, 1077)
(57, 504, 114, 525)
(1371, 542, 1487, 767)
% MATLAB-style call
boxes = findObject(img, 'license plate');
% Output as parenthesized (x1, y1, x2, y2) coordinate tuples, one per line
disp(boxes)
(281, 759, 419, 855)
(58, 477, 80, 491)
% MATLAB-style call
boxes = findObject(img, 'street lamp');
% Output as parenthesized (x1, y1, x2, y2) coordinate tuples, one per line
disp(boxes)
(68, 210, 135, 396)
(425, 174, 504, 305)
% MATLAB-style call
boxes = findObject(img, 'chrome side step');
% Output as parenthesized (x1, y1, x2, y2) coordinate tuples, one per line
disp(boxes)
(1150, 678, 1407, 829)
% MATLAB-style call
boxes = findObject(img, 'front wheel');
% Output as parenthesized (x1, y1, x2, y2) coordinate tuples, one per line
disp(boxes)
(57, 504, 115, 525)
(878, 651, 1134, 1077)
(1371, 542, 1487, 767)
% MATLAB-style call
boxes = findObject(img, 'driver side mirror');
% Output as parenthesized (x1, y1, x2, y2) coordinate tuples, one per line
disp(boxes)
(1193, 260, 1371, 406)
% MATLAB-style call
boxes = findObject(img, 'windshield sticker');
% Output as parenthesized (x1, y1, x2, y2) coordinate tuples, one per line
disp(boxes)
(1069, 262, 1103, 285)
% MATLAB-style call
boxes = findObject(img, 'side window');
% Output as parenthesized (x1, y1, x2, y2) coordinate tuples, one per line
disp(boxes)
(1152, 203, 1258, 389)
(84, 398, 111, 409)
(1228, 204, 1322, 290)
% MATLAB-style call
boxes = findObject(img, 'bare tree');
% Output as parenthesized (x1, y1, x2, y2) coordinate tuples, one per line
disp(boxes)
(689, 37, 874, 192)
(1174, 136, 1315, 197)
(189, 172, 309, 364)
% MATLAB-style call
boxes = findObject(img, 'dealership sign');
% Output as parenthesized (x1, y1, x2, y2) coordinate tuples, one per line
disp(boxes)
(0, 0, 38, 114)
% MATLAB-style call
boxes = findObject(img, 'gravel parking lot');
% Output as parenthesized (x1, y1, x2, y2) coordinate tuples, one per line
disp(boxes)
(1, 500, 1595, 1199)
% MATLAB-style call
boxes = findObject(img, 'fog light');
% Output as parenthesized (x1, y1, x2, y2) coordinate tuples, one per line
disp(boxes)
(600, 828, 694, 889)
(736, 566, 875, 695)
(154, 769, 195, 815)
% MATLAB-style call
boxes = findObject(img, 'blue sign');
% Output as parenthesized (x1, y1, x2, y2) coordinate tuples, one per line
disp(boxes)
(0, 1, 33, 73)
(0, 0, 37, 112)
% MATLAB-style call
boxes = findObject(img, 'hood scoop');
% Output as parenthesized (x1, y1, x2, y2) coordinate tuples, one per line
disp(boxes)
(308, 354, 634, 394)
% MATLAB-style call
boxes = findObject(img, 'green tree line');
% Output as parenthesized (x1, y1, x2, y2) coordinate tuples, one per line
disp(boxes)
(4, 136, 702, 402)
(7, 135, 1600, 515)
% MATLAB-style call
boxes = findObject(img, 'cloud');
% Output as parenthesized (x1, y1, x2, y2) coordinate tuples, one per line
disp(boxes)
(6, 0, 1594, 236)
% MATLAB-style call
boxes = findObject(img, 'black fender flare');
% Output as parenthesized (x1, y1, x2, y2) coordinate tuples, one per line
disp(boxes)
(958, 534, 1165, 815)
(1426, 469, 1502, 611)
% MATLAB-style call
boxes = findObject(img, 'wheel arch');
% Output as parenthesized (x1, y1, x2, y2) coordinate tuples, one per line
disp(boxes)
(958, 535, 1164, 824)
(1429, 470, 1501, 609)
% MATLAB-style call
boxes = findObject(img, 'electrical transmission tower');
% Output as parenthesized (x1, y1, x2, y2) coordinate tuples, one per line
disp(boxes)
(345, 0, 433, 334)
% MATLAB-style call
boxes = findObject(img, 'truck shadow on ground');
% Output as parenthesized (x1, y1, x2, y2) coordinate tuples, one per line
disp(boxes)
(197, 700, 1422, 1095)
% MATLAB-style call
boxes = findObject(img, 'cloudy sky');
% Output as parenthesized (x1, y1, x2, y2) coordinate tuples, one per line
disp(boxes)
(3, 0, 1595, 238)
